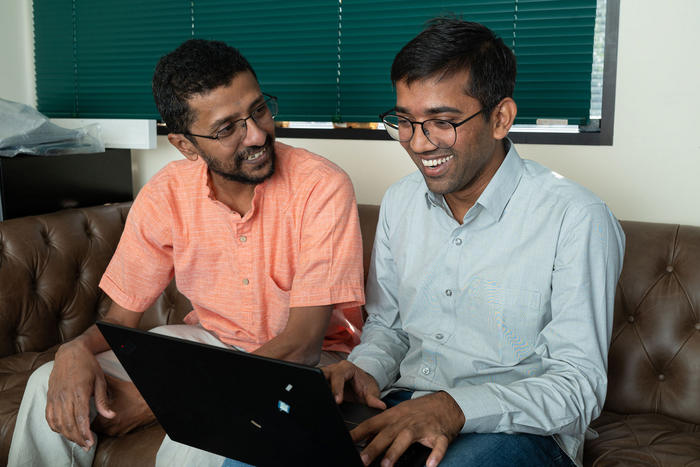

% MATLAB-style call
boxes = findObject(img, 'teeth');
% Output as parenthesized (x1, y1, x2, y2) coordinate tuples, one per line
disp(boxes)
(422, 155, 453, 167)
(244, 150, 263, 161)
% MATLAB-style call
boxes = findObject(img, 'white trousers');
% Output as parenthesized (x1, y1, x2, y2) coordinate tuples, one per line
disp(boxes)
(8, 324, 346, 467)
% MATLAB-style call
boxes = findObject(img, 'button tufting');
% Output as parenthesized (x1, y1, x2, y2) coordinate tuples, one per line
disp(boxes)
(658, 374, 666, 382)
(44, 237, 50, 244)
(666, 265, 673, 273)
(0, 243, 3, 251)
(695, 323, 700, 331)
(627, 316, 635, 323)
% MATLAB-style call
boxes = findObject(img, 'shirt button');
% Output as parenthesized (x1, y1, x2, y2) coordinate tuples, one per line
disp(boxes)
(445, 289, 452, 297)
(239, 236, 247, 243)
(436, 333, 444, 340)
(242, 278, 249, 285)
(454, 238, 462, 246)
(422, 368, 430, 375)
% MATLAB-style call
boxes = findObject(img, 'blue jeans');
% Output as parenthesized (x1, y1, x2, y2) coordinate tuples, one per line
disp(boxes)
(221, 390, 575, 467)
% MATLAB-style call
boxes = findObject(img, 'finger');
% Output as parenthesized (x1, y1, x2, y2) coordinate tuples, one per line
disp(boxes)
(365, 394, 387, 411)
(329, 370, 349, 404)
(74, 409, 94, 451)
(377, 428, 416, 467)
(55, 399, 88, 449)
(358, 425, 396, 467)
(94, 374, 116, 419)
(351, 413, 387, 445)
(425, 435, 450, 467)
(71, 389, 96, 450)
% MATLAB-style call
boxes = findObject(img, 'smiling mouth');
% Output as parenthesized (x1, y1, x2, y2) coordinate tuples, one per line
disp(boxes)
(243, 149, 264, 161)
(422, 155, 453, 168)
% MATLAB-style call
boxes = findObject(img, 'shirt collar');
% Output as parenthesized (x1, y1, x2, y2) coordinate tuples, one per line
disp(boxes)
(425, 138, 524, 222)
(475, 138, 524, 222)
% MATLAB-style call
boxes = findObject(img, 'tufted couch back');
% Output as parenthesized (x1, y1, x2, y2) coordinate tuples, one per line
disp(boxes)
(0, 202, 192, 361)
(605, 221, 700, 423)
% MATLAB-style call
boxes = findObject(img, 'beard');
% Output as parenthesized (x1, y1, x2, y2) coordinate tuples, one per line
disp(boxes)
(201, 134, 276, 185)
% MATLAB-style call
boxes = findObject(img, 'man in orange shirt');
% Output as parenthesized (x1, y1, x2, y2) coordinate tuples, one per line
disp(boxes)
(9, 39, 365, 467)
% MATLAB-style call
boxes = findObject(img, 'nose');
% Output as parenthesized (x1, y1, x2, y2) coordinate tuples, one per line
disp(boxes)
(409, 122, 436, 153)
(241, 116, 268, 147)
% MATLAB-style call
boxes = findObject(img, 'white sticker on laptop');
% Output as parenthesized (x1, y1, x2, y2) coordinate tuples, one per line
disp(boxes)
(278, 401, 290, 413)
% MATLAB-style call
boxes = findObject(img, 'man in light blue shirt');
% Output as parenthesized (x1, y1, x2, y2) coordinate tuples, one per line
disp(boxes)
(323, 17, 625, 467)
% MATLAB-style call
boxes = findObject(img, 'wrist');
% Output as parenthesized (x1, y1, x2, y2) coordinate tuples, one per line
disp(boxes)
(57, 334, 94, 358)
(437, 390, 466, 430)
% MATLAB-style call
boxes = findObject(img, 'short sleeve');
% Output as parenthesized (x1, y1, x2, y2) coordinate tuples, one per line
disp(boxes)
(99, 180, 175, 312)
(288, 170, 365, 310)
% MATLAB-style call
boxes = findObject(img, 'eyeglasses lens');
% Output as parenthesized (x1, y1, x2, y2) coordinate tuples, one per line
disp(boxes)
(382, 115, 455, 148)
(219, 97, 278, 147)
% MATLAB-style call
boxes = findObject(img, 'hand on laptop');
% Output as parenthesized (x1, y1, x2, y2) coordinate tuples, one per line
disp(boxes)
(351, 391, 465, 467)
(46, 339, 116, 452)
(322, 360, 386, 410)
(91, 374, 157, 437)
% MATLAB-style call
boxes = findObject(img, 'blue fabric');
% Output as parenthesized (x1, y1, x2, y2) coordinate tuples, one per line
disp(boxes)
(221, 457, 255, 467)
(439, 432, 576, 467)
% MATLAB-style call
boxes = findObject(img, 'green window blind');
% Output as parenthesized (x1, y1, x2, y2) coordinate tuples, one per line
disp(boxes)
(340, 0, 518, 122)
(34, 0, 597, 126)
(34, 0, 191, 119)
(193, 1, 339, 122)
(34, 0, 75, 117)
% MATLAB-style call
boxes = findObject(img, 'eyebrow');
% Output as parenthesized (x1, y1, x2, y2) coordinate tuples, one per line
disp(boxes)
(207, 94, 266, 132)
(394, 105, 462, 116)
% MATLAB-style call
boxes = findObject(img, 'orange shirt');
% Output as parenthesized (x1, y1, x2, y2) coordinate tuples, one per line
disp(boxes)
(100, 142, 365, 353)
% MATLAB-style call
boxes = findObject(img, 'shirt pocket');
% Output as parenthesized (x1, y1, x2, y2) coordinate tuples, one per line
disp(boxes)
(499, 288, 542, 365)
(263, 275, 291, 336)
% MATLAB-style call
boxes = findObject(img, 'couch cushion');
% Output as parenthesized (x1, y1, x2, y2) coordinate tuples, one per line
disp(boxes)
(93, 424, 165, 467)
(584, 411, 700, 466)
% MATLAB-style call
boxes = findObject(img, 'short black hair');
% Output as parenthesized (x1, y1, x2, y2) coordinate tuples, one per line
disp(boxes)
(391, 16, 517, 119)
(152, 39, 257, 135)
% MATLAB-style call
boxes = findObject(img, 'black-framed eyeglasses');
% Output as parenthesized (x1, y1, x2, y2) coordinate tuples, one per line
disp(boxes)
(379, 99, 502, 149)
(184, 93, 278, 147)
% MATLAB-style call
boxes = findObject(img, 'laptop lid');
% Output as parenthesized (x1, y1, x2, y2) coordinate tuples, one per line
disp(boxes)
(96, 322, 429, 467)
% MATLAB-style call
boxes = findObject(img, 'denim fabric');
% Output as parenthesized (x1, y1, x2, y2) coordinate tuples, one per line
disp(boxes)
(221, 458, 255, 467)
(439, 432, 575, 467)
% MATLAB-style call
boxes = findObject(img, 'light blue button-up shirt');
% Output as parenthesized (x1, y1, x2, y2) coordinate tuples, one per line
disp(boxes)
(348, 139, 625, 466)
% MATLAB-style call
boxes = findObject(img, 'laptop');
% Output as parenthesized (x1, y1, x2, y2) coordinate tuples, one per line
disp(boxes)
(97, 322, 431, 467)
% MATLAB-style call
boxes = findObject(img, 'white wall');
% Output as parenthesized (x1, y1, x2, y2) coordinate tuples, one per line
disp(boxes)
(0, 0, 35, 107)
(5, 0, 700, 226)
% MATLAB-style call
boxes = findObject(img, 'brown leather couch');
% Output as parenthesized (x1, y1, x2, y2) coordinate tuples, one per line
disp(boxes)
(1, 202, 698, 466)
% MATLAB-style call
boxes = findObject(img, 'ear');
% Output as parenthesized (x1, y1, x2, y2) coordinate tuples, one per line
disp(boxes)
(491, 98, 517, 140)
(167, 133, 201, 162)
